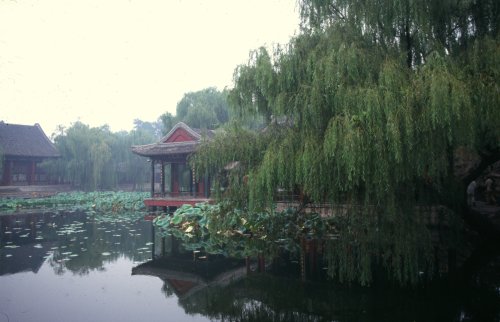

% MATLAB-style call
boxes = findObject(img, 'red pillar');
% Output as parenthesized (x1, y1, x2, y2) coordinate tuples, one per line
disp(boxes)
(3, 160, 13, 185)
(29, 161, 36, 185)
(171, 163, 179, 196)
(198, 181, 204, 197)
(150, 160, 155, 197)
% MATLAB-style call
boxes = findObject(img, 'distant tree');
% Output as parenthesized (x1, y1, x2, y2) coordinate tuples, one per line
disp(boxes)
(124, 123, 158, 189)
(160, 87, 230, 134)
(49, 122, 113, 190)
(159, 112, 176, 135)
(133, 119, 162, 139)
(41, 120, 155, 190)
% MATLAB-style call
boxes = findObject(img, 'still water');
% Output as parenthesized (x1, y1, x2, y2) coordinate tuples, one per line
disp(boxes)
(0, 211, 499, 322)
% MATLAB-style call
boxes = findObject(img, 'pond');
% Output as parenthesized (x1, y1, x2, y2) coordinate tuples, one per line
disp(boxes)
(1, 211, 499, 322)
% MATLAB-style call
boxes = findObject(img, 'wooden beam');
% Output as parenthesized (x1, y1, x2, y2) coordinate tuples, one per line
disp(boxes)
(150, 159, 155, 197)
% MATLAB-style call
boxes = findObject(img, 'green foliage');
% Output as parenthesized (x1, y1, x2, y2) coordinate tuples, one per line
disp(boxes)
(153, 201, 444, 286)
(41, 120, 157, 190)
(160, 87, 230, 134)
(159, 112, 176, 135)
(299, 0, 500, 67)
(190, 1, 499, 285)
(0, 191, 148, 214)
(191, 124, 274, 208)
(229, 47, 276, 124)
(154, 202, 325, 259)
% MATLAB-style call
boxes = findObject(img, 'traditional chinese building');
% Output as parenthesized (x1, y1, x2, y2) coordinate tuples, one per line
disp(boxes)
(131, 122, 213, 209)
(0, 122, 60, 186)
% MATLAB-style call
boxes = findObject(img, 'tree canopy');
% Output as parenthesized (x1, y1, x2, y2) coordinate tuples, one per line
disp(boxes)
(192, 0, 499, 285)
(41, 121, 158, 190)
(160, 87, 230, 134)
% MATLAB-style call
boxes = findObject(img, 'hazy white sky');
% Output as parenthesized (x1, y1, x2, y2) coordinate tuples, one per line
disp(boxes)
(0, 0, 299, 135)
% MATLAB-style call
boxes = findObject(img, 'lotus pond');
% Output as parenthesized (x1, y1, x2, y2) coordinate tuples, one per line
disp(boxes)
(0, 193, 499, 322)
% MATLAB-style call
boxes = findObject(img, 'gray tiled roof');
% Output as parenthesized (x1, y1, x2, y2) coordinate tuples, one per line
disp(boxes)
(131, 141, 198, 157)
(0, 122, 60, 158)
(131, 122, 214, 158)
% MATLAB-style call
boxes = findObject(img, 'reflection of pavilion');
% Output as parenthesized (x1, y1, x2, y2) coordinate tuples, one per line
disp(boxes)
(131, 255, 246, 300)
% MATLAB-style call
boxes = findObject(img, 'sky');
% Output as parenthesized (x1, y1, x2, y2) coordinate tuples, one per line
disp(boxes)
(0, 0, 300, 136)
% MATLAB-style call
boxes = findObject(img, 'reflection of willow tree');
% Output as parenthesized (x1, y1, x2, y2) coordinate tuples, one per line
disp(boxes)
(177, 275, 471, 322)
(174, 274, 500, 322)
(192, 0, 500, 285)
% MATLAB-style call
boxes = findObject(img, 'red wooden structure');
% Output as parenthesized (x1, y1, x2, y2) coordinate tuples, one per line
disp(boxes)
(132, 122, 213, 209)
(0, 122, 60, 186)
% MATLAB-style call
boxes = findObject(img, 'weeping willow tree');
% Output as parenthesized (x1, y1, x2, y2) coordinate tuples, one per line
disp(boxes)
(192, 0, 499, 285)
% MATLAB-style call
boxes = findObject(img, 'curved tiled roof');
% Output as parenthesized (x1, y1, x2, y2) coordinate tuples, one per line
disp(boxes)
(131, 122, 214, 158)
(131, 141, 198, 157)
(0, 122, 60, 158)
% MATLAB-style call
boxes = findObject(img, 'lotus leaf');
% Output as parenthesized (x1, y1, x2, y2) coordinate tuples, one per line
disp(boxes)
(170, 213, 184, 225)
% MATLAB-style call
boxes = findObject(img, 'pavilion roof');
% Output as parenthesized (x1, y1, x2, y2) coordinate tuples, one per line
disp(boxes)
(131, 141, 199, 157)
(131, 122, 214, 158)
(0, 122, 60, 158)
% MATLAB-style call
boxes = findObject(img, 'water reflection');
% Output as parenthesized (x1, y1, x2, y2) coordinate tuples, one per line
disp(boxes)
(132, 260, 500, 322)
(133, 256, 246, 300)
(1, 211, 499, 322)
(0, 211, 152, 276)
(134, 229, 500, 322)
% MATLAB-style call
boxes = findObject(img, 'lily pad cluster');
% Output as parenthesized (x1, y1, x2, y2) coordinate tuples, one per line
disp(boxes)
(0, 191, 148, 214)
(153, 202, 331, 259)
(1, 215, 153, 278)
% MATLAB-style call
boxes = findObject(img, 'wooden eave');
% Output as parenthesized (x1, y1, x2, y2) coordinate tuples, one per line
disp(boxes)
(131, 141, 199, 158)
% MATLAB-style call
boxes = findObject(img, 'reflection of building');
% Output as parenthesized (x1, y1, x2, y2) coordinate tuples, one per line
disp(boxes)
(0, 244, 50, 276)
(132, 255, 246, 300)
(0, 122, 60, 185)
(131, 122, 213, 209)
(0, 213, 55, 275)
(133, 231, 246, 300)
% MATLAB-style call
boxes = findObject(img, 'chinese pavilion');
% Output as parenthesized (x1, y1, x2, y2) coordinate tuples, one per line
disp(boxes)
(131, 122, 213, 209)
(0, 122, 60, 186)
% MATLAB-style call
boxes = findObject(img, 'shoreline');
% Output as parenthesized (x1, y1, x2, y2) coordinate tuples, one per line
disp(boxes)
(0, 184, 72, 199)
